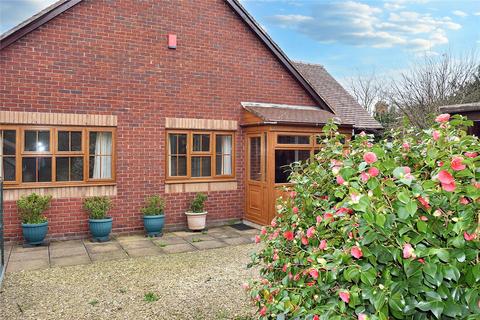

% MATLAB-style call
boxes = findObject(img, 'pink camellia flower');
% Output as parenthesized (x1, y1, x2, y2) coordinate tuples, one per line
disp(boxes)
(451, 156, 466, 171)
(273, 252, 279, 261)
(282, 264, 288, 272)
(351, 246, 363, 259)
(323, 212, 334, 221)
(255, 235, 261, 244)
(350, 193, 361, 203)
(459, 197, 469, 205)
(358, 314, 368, 320)
(306, 226, 316, 238)
(403, 243, 415, 259)
(332, 166, 341, 175)
(292, 206, 299, 214)
(368, 167, 379, 177)
(261, 227, 267, 235)
(271, 218, 277, 227)
(316, 215, 323, 224)
(301, 237, 309, 245)
(464, 232, 477, 241)
(420, 215, 428, 221)
(319, 239, 327, 250)
(313, 315, 319, 320)
(435, 113, 450, 123)
(360, 172, 370, 182)
(363, 152, 378, 164)
(339, 291, 350, 303)
(290, 191, 297, 198)
(417, 196, 430, 209)
(403, 166, 411, 174)
(402, 142, 410, 151)
(293, 273, 300, 281)
(465, 152, 478, 158)
(336, 175, 345, 185)
(417, 258, 425, 264)
(438, 170, 454, 184)
(259, 306, 267, 316)
(475, 182, 480, 189)
(359, 131, 366, 137)
(283, 231, 294, 241)
(441, 181, 456, 192)
(432, 130, 440, 141)
(241, 283, 249, 290)
(309, 268, 319, 279)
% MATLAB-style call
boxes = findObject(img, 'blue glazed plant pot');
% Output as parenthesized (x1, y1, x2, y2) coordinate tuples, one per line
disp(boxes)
(22, 221, 48, 245)
(88, 217, 113, 242)
(143, 215, 165, 237)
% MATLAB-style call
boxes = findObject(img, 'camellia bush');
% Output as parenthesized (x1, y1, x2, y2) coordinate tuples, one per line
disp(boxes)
(247, 114, 479, 320)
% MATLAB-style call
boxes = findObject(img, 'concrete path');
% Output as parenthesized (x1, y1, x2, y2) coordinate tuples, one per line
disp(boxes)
(4, 225, 258, 273)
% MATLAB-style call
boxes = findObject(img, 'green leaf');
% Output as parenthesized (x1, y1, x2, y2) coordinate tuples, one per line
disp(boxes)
(417, 220, 427, 233)
(443, 300, 462, 318)
(360, 268, 377, 286)
(423, 263, 437, 278)
(398, 206, 409, 219)
(435, 249, 450, 263)
(388, 292, 405, 312)
(397, 191, 410, 204)
(372, 291, 386, 311)
(417, 301, 444, 319)
(375, 214, 386, 227)
(405, 200, 417, 216)
(442, 265, 460, 282)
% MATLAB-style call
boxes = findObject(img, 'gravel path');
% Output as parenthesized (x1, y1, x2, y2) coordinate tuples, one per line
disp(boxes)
(0, 244, 259, 320)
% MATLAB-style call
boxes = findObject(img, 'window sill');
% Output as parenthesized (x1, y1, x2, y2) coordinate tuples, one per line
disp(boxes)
(165, 178, 236, 184)
(3, 182, 116, 190)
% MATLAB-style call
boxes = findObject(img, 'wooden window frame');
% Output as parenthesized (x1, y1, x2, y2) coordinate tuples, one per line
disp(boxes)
(166, 130, 235, 183)
(0, 125, 116, 189)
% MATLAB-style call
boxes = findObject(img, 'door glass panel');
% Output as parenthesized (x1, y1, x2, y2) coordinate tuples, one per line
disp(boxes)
(275, 150, 310, 183)
(277, 135, 310, 144)
(249, 137, 261, 181)
(3, 157, 15, 181)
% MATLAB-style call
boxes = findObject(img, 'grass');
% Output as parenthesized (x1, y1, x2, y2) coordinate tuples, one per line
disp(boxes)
(88, 299, 99, 306)
(144, 292, 159, 302)
(191, 238, 203, 243)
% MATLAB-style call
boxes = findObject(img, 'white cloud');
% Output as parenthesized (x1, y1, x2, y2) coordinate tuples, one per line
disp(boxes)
(452, 10, 468, 17)
(474, 12, 480, 16)
(268, 1, 461, 52)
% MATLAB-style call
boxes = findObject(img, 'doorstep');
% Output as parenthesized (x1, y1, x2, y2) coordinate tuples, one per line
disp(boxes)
(4, 225, 257, 273)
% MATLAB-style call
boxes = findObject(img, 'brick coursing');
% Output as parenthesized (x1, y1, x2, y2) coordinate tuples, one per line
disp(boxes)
(0, 0, 317, 241)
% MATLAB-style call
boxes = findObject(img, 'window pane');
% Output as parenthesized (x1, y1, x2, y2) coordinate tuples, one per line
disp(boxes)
(71, 132, 82, 151)
(192, 156, 211, 177)
(193, 134, 210, 152)
(24, 131, 36, 151)
(22, 157, 36, 182)
(89, 155, 111, 179)
(178, 156, 186, 176)
(216, 154, 232, 175)
(249, 137, 261, 181)
(38, 131, 50, 152)
(38, 157, 52, 182)
(3, 157, 15, 181)
(178, 134, 187, 154)
(100, 132, 112, 155)
(89, 132, 97, 154)
(3, 130, 16, 155)
(169, 134, 178, 154)
(56, 157, 69, 181)
(277, 135, 310, 144)
(71, 157, 83, 180)
(58, 131, 69, 151)
(275, 150, 310, 183)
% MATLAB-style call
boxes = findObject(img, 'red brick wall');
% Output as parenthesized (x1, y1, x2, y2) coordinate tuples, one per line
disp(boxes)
(0, 0, 317, 241)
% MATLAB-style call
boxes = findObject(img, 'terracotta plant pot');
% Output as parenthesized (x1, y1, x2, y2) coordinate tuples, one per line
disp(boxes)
(185, 211, 207, 231)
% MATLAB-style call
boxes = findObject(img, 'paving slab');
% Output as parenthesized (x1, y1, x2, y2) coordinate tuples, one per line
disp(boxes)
(9, 248, 48, 262)
(6, 258, 49, 272)
(115, 234, 148, 242)
(49, 241, 87, 258)
(83, 241, 124, 254)
(221, 237, 253, 246)
(153, 235, 188, 246)
(125, 246, 164, 258)
(90, 250, 129, 262)
(191, 240, 228, 250)
(184, 234, 216, 242)
(50, 254, 91, 267)
(117, 239, 157, 250)
(172, 230, 203, 238)
(161, 243, 197, 254)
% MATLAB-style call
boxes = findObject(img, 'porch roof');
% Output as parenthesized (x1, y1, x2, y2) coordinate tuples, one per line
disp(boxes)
(241, 102, 353, 127)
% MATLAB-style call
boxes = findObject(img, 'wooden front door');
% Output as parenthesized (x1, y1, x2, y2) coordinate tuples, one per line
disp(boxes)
(245, 133, 269, 225)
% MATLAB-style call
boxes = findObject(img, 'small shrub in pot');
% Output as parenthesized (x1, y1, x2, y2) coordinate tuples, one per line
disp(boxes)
(185, 193, 208, 231)
(17, 193, 52, 244)
(141, 195, 166, 236)
(84, 196, 113, 242)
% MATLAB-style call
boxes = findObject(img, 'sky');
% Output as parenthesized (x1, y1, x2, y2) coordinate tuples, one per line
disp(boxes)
(1, 0, 479, 83)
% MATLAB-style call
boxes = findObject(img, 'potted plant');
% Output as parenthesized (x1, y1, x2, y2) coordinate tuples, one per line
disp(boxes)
(185, 193, 208, 231)
(141, 195, 165, 237)
(17, 193, 52, 245)
(84, 196, 112, 242)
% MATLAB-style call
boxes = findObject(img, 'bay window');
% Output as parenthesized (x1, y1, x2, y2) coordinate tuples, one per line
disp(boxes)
(0, 125, 115, 187)
(167, 130, 234, 181)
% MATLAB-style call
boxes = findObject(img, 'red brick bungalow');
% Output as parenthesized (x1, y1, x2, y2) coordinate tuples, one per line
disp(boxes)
(0, 0, 380, 241)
